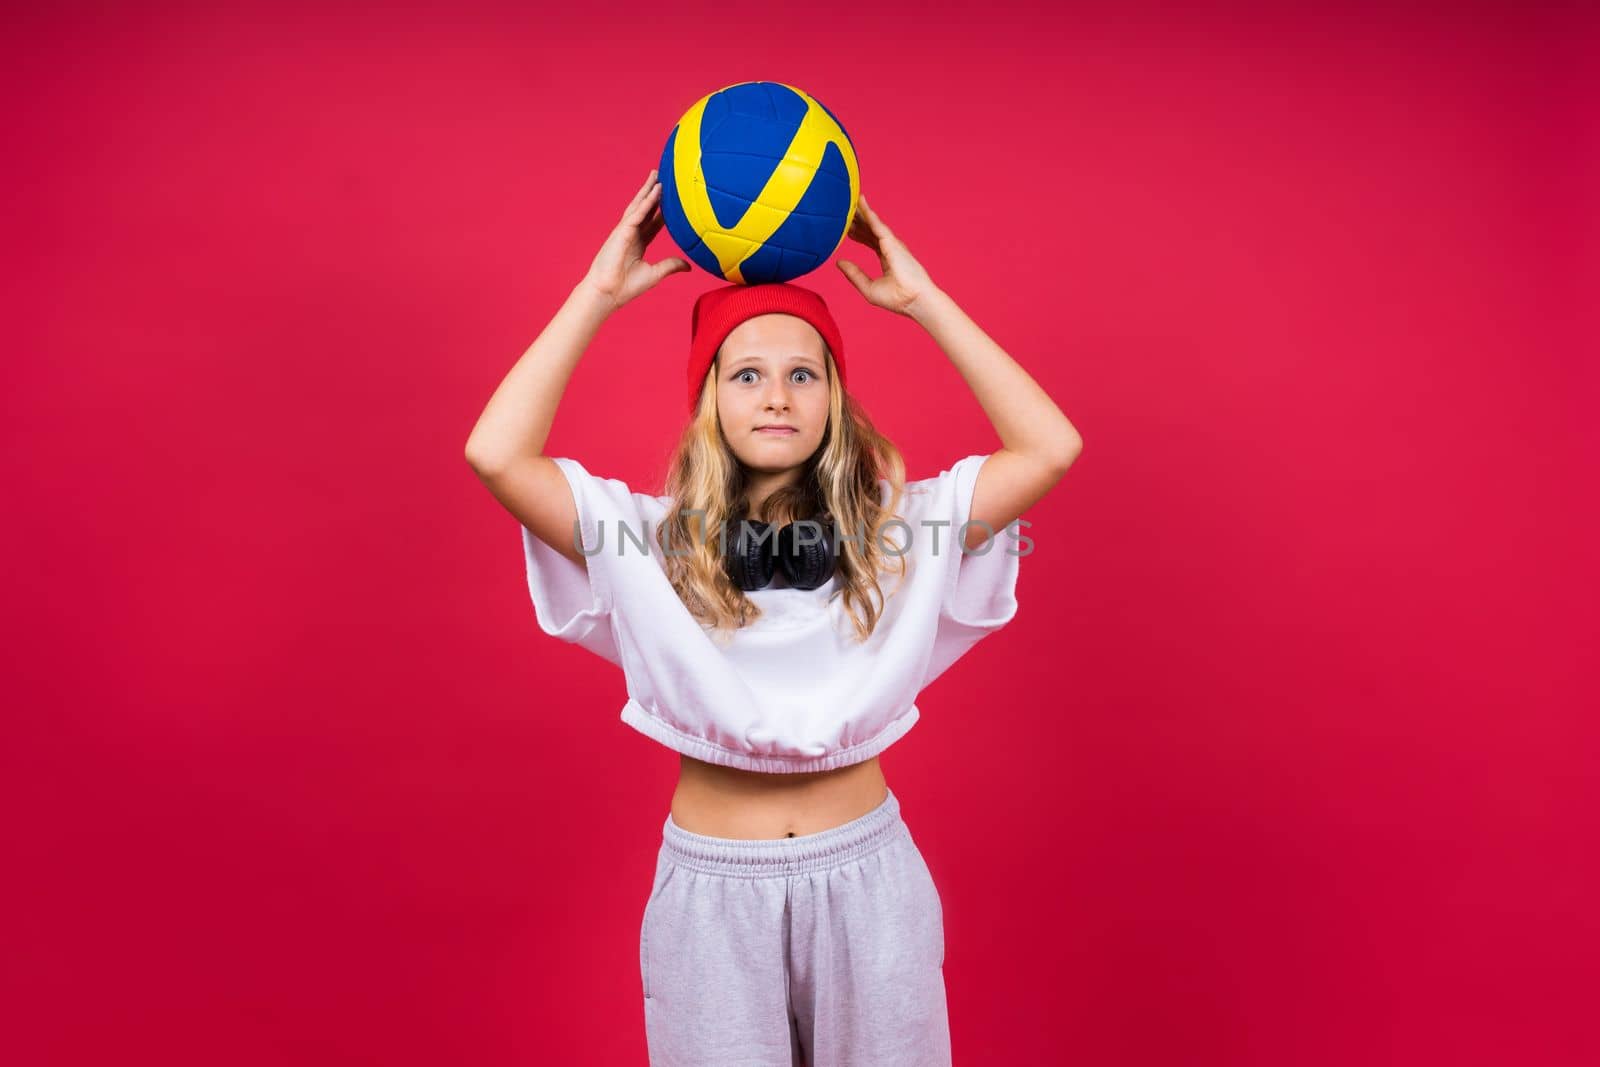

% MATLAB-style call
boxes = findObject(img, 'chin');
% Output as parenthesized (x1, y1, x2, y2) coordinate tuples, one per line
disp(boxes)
(740, 442, 815, 469)
(744, 451, 800, 469)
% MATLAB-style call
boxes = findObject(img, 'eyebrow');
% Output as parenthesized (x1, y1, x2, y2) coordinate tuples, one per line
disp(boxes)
(726, 354, 824, 371)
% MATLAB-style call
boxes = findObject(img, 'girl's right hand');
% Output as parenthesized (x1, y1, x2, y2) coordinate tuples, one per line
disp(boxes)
(581, 169, 692, 312)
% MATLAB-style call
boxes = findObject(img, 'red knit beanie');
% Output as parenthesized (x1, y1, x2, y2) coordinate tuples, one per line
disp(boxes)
(687, 283, 846, 413)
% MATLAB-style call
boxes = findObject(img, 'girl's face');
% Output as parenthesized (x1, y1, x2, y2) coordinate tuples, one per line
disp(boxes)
(715, 313, 830, 475)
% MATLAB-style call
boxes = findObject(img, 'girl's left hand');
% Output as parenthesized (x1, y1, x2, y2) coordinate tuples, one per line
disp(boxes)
(836, 195, 939, 317)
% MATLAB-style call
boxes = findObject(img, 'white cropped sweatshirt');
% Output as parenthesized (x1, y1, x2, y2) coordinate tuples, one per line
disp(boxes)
(520, 452, 1023, 773)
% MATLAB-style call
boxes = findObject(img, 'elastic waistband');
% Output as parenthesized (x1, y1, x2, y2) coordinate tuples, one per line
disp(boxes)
(661, 787, 904, 877)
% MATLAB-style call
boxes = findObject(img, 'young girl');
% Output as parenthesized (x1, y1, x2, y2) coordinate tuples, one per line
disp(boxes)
(466, 168, 1082, 1065)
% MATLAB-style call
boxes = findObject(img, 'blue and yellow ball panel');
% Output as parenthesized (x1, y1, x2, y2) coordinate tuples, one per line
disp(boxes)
(658, 81, 859, 285)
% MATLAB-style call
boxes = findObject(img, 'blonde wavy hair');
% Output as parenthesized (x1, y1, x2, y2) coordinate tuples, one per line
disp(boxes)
(654, 346, 908, 643)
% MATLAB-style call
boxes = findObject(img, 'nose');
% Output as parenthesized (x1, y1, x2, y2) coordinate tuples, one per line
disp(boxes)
(762, 379, 791, 411)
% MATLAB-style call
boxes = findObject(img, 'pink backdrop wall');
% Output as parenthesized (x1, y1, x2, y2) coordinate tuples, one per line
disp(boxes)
(6, 3, 1595, 1064)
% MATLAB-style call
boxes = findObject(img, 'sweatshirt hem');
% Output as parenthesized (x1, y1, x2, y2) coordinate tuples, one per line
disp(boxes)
(619, 699, 921, 773)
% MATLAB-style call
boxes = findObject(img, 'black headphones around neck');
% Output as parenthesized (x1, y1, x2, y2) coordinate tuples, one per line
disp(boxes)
(722, 514, 839, 591)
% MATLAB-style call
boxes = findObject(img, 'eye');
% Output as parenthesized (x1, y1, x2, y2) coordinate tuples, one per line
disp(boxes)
(792, 369, 815, 384)
(735, 369, 757, 384)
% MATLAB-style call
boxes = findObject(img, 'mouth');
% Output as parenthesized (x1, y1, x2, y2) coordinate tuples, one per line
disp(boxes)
(755, 425, 798, 435)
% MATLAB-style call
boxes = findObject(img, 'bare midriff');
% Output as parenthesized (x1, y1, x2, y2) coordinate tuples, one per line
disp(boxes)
(670, 753, 890, 839)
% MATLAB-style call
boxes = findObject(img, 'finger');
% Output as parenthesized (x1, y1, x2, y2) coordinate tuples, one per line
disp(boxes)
(855, 228, 883, 259)
(625, 170, 660, 216)
(836, 259, 870, 296)
(847, 214, 880, 252)
(849, 232, 881, 258)
(627, 183, 663, 226)
(627, 181, 652, 219)
(850, 202, 879, 236)
(648, 257, 691, 286)
(858, 195, 894, 241)
(855, 217, 894, 267)
(857, 196, 892, 239)
(640, 205, 666, 244)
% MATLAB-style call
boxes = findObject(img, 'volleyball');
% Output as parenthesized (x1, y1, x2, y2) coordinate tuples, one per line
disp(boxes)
(658, 81, 860, 285)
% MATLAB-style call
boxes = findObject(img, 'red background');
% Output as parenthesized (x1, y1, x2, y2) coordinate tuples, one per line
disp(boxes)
(5, 3, 1596, 1064)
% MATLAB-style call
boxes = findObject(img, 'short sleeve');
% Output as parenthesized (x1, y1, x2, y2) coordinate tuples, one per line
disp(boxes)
(519, 456, 662, 667)
(917, 453, 1023, 687)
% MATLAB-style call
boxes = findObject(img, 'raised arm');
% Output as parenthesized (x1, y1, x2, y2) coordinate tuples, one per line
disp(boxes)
(837, 195, 1084, 551)
(464, 284, 610, 566)
(906, 284, 1083, 552)
(465, 169, 690, 565)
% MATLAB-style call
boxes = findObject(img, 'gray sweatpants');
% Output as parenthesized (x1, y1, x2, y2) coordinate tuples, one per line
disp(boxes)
(639, 787, 952, 1066)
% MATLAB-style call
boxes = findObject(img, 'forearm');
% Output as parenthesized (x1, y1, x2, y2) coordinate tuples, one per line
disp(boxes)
(908, 287, 1083, 465)
(464, 280, 616, 474)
